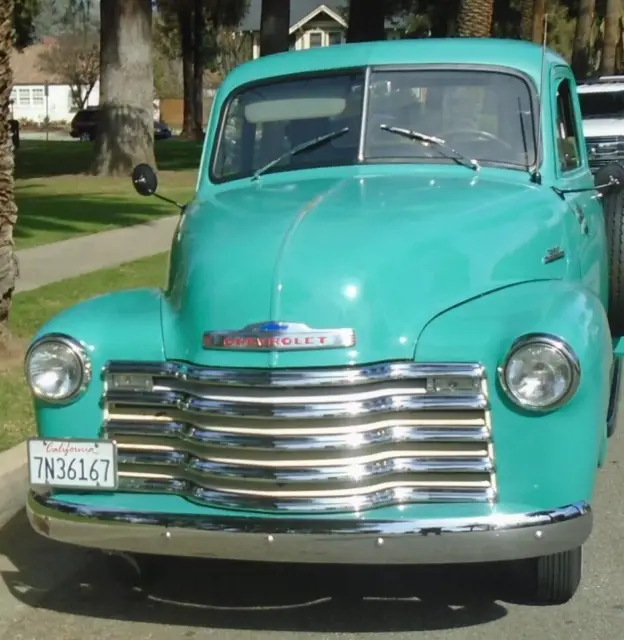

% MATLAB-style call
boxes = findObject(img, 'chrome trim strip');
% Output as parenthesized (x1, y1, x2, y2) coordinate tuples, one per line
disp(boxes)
(118, 451, 493, 480)
(27, 493, 592, 564)
(106, 420, 491, 450)
(106, 390, 488, 418)
(25, 333, 92, 404)
(105, 360, 484, 388)
(498, 333, 581, 412)
(114, 477, 495, 511)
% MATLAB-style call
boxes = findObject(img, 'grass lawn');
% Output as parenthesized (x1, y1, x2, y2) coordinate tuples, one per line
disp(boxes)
(14, 139, 203, 250)
(0, 252, 169, 452)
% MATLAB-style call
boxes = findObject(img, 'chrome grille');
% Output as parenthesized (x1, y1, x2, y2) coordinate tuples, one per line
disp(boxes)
(585, 135, 624, 170)
(103, 361, 496, 513)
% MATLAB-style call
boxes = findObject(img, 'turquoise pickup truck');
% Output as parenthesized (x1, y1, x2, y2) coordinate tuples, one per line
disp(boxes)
(24, 38, 624, 606)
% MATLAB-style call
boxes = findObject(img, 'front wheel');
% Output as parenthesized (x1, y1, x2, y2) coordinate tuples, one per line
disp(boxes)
(103, 552, 162, 591)
(511, 546, 583, 605)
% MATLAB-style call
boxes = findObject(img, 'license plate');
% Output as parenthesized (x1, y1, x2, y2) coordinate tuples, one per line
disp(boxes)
(28, 439, 118, 490)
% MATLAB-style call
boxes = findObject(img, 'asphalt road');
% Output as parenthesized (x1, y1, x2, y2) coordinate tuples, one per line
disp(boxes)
(0, 436, 622, 640)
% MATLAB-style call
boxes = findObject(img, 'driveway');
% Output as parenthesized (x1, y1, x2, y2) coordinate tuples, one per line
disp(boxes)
(0, 434, 622, 639)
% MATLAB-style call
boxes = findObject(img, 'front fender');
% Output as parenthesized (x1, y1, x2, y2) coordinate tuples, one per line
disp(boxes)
(30, 288, 165, 441)
(416, 280, 612, 511)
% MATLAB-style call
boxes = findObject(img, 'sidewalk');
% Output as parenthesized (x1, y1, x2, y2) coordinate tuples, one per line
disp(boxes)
(15, 215, 179, 293)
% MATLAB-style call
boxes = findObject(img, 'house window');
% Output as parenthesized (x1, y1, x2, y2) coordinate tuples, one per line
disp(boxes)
(327, 31, 343, 46)
(308, 32, 323, 48)
(31, 88, 45, 106)
(18, 88, 31, 106)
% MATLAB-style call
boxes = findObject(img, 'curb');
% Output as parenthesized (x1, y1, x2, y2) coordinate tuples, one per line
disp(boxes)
(0, 443, 27, 528)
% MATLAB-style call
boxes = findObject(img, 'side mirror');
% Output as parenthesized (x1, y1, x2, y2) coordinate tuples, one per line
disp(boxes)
(132, 163, 158, 197)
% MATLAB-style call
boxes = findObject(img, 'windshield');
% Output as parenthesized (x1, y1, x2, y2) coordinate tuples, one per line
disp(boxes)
(212, 72, 365, 182)
(578, 90, 624, 119)
(365, 69, 536, 168)
(212, 67, 536, 182)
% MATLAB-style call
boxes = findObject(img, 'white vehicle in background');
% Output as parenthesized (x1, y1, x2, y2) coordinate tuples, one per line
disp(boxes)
(577, 76, 624, 172)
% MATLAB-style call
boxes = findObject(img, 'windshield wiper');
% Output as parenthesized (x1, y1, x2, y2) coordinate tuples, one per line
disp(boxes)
(379, 124, 480, 171)
(252, 127, 350, 181)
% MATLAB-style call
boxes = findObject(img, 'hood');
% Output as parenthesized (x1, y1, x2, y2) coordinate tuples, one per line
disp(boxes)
(161, 171, 570, 368)
(582, 118, 624, 138)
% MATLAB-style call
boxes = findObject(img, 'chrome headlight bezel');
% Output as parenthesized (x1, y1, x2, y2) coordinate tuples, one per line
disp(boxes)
(498, 333, 581, 412)
(24, 333, 92, 404)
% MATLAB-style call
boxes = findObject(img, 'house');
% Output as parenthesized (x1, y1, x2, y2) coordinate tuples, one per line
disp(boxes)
(238, 1, 403, 59)
(9, 40, 99, 124)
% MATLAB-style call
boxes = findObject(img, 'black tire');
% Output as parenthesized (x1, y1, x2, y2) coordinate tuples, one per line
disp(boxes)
(514, 547, 583, 605)
(104, 552, 162, 590)
(596, 163, 624, 337)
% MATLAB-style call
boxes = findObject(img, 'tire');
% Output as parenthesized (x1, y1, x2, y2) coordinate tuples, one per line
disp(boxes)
(103, 552, 161, 590)
(595, 163, 624, 337)
(513, 547, 583, 605)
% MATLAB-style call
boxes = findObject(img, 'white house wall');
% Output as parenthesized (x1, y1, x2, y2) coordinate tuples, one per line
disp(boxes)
(10, 81, 100, 124)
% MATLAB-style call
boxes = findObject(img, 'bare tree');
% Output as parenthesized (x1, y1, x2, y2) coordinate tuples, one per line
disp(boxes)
(91, 0, 155, 177)
(212, 30, 253, 77)
(38, 33, 99, 110)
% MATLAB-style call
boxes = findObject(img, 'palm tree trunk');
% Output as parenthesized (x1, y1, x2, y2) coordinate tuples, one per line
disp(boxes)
(520, 0, 534, 40)
(572, 0, 596, 78)
(457, 0, 494, 37)
(601, 0, 620, 75)
(347, 0, 386, 43)
(532, 0, 546, 43)
(0, 0, 18, 344)
(259, 0, 290, 55)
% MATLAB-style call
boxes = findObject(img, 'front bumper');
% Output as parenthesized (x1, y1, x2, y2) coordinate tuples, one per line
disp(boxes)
(27, 493, 592, 565)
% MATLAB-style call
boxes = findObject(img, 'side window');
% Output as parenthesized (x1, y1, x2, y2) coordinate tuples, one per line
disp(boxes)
(555, 78, 582, 172)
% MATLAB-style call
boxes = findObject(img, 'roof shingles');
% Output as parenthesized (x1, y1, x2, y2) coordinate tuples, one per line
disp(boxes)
(11, 41, 65, 85)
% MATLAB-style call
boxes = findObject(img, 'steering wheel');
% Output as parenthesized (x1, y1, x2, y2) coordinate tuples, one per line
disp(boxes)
(440, 128, 514, 151)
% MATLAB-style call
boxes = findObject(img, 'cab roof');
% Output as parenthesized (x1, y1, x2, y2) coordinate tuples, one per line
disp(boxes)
(222, 38, 567, 94)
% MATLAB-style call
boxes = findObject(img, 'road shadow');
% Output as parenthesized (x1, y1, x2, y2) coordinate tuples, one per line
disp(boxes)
(15, 140, 202, 179)
(0, 511, 516, 634)
(13, 189, 184, 249)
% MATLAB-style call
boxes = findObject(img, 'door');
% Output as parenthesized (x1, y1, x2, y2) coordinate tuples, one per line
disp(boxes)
(551, 68, 608, 304)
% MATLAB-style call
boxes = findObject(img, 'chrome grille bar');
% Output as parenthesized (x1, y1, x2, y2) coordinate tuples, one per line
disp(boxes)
(103, 360, 495, 513)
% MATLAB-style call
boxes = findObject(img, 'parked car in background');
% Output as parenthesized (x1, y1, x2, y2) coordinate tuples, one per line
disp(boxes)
(577, 76, 624, 172)
(70, 106, 173, 141)
(25, 38, 624, 607)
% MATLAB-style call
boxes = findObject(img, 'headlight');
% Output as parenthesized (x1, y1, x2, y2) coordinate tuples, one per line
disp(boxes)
(24, 334, 91, 403)
(499, 334, 580, 411)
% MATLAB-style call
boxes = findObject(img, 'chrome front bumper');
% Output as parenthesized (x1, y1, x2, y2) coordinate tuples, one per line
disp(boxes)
(27, 493, 592, 564)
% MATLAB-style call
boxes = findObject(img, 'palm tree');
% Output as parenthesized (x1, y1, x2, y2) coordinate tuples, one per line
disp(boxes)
(572, 0, 596, 78)
(0, 0, 18, 345)
(601, 0, 620, 75)
(456, 0, 494, 37)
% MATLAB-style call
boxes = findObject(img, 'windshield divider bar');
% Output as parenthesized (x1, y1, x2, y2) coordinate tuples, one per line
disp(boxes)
(357, 67, 372, 163)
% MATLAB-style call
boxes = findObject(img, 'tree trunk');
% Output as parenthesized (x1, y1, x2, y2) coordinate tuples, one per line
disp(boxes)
(0, 0, 18, 343)
(601, 0, 620, 75)
(260, 0, 290, 55)
(532, 0, 546, 44)
(192, 0, 204, 139)
(456, 0, 494, 37)
(572, 0, 596, 78)
(520, 0, 534, 40)
(347, 0, 386, 43)
(91, 0, 155, 176)
(178, 3, 195, 139)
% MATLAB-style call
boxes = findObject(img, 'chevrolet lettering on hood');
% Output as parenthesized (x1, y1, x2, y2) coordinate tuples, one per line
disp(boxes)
(202, 322, 356, 351)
